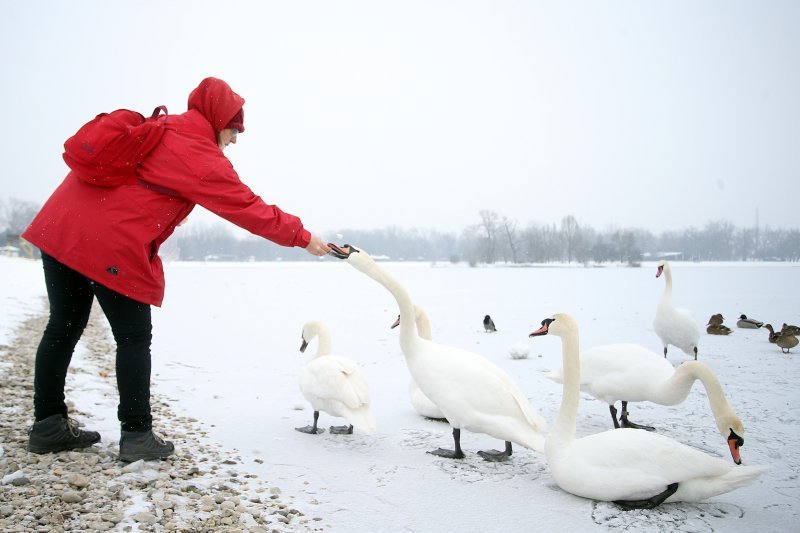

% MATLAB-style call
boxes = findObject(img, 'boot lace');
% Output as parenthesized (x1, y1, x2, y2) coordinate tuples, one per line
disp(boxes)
(66, 418, 82, 437)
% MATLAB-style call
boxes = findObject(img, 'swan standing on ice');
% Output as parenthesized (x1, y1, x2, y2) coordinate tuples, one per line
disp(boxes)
(653, 260, 700, 359)
(330, 244, 546, 461)
(545, 342, 745, 463)
(390, 307, 447, 422)
(531, 313, 768, 509)
(295, 321, 376, 435)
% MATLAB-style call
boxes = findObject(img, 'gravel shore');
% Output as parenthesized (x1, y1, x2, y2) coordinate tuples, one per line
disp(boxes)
(0, 304, 329, 532)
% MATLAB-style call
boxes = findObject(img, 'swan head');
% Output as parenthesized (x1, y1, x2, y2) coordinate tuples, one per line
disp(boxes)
(656, 259, 667, 278)
(528, 313, 578, 338)
(299, 321, 324, 353)
(328, 243, 376, 274)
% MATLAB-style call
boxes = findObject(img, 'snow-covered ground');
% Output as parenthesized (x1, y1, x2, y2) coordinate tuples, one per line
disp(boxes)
(1, 255, 798, 532)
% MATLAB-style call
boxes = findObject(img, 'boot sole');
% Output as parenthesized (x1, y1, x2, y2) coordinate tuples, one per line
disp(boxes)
(118, 451, 174, 463)
(28, 440, 100, 454)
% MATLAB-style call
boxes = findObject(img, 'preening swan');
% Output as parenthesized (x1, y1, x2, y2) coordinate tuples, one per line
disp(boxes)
(531, 313, 768, 509)
(390, 307, 447, 422)
(330, 244, 546, 461)
(545, 342, 745, 463)
(653, 260, 700, 359)
(295, 320, 376, 435)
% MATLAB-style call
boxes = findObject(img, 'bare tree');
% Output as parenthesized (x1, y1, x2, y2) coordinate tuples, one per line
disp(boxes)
(478, 210, 500, 264)
(500, 216, 520, 263)
(560, 215, 581, 263)
(0, 198, 40, 235)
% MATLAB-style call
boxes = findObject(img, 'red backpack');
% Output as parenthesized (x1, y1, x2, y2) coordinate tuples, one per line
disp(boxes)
(62, 106, 168, 187)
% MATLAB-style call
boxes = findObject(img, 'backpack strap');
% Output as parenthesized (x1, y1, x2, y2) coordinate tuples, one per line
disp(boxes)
(151, 105, 168, 119)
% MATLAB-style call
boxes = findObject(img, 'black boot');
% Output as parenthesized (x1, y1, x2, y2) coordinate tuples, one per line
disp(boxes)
(119, 429, 174, 462)
(28, 414, 101, 454)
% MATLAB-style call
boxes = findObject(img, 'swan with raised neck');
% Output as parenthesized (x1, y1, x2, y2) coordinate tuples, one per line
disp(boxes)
(654, 260, 700, 359)
(331, 243, 546, 461)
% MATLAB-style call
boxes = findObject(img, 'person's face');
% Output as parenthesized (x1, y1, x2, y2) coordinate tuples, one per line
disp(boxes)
(217, 128, 239, 151)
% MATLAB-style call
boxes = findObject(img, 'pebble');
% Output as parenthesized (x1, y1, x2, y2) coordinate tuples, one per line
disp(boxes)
(0, 309, 326, 532)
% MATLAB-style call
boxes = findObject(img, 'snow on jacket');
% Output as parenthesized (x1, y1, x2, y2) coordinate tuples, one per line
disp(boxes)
(23, 78, 311, 307)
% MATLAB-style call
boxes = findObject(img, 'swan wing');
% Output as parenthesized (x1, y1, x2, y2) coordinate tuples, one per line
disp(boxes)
(299, 355, 371, 410)
(552, 429, 738, 502)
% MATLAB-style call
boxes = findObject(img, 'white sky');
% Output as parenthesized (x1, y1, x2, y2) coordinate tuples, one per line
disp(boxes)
(2, 1, 798, 235)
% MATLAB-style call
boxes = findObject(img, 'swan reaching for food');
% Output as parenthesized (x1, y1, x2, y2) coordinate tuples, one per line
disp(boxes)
(545, 342, 745, 463)
(295, 320, 376, 435)
(653, 260, 700, 359)
(531, 313, 767, 509)
(330, 243, 546, 461)
(390, 307, 447, 422)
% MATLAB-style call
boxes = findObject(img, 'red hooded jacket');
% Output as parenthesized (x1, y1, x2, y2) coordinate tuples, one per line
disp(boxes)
(23, 77, 311, 307)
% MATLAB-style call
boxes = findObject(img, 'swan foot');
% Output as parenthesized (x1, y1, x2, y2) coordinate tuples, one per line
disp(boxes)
(619, 418, 656, 432)
(295, 425, 325, 434)
(477, 441, 513, 462)
(614, 482, 679, 510)
(424, 416, 449, 423)
(427, 448, 465, 459)
(329, 424, 354, 435)
(477, 450, 510, 462)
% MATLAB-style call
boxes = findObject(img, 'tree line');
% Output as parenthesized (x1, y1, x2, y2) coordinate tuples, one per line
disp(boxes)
(2, 198, 798, 263)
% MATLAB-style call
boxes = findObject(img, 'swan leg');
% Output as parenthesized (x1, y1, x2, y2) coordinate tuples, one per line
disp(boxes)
(329, 424, 354, 435)
(619, 401, 655, 432)
(427, 428, 465, 459)
(477, 441, 513, 462)
(693, 346, 698, 360)
(663, 346, 668, 358)
(295, 411, 325, 434)
(609, 404, 621, 429)
(614, 482, 678, 510)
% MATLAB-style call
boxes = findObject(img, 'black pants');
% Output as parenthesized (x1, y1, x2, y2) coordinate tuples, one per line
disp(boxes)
(34, 253, 153, 432)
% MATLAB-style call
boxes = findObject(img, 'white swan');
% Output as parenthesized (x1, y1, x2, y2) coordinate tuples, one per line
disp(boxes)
(653, 260, 700, 359)
(531, 313, 768, 508)
(546, 343, 745, 463)
(330, 244, 546, 461)
(295, 320, 376, 435)
(390, 307, 447, 421)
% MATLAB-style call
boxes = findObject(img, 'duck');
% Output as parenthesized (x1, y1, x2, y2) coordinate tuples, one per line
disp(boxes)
(653, 260, 701, 359)
(706, 314, 733, 335)
(390, 307, 447, 422)
(764, 324, 781, 343)
(530, 313, 768, 509)
(545, 342, 745, 463)
(295, 320, 376, 435)
(483, 315, 497, 332)
(330, 243, 546, 461)
(736, 314, 763, 329)
(776, 331, 798, 354)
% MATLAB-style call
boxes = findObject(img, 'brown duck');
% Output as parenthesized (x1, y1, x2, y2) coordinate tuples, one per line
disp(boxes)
(776, 331, 798, 354)
(764, 324, 781, 343)
(706, 314, 732, 335)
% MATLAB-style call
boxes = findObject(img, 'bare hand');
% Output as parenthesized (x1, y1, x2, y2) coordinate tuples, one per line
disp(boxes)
(305, 235, 331, 257)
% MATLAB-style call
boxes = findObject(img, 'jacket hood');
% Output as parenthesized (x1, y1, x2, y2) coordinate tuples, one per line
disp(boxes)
(187, 77, 245, 134)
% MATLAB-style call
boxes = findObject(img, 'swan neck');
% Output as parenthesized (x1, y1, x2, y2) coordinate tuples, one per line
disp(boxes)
(363, 261, 419, 346)
(678, 361, 732, 422)
(315, 326, 332, 356)
(551, 331, 580, 446)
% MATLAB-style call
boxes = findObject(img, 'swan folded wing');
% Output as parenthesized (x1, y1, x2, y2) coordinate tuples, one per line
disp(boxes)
(301, 357, 371, 409)
(558, 429, 734, 501)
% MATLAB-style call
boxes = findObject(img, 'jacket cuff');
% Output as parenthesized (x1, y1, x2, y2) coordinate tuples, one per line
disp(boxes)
(296, 228, 312, 248)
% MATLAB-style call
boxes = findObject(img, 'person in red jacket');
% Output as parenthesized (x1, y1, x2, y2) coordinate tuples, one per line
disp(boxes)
(23, 77, 331, 462)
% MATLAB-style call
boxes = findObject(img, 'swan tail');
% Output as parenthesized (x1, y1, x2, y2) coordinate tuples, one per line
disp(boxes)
(669, 465, 770, 502)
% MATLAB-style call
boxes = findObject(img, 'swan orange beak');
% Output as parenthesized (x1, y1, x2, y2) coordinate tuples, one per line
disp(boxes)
(390, 315, 401, 329)
(327, 243, 357, 259)
(529, 318, 554, 337)
(728, 430, 743, 465)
